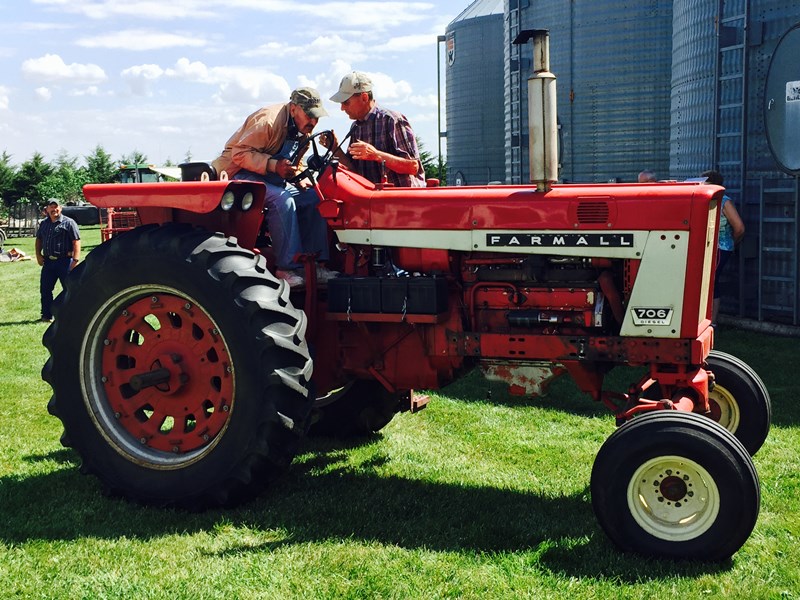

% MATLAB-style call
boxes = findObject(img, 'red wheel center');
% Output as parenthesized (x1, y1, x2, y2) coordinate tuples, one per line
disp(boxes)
(100, 293, 233, 454)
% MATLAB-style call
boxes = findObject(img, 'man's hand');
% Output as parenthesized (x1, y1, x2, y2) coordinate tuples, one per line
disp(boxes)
(318, 131, 338, 150)
(348, 141, 380, 162)
(275, 158, 301, 180)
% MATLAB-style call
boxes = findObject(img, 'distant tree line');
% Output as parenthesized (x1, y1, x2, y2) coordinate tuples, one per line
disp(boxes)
(0, 139, 444, 216)
(0, 147, 179, 214)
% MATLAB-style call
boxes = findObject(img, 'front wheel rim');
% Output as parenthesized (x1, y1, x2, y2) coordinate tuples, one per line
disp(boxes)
(709, 384, 741, 435)
(627, 455, 720, 541)
(81, 285, 234, 469)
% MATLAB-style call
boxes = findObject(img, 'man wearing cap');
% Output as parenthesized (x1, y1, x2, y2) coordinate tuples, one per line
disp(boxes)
(329, 71, 425, 188)
(212, 87, 336, 287)
(35, 199, 81, 322)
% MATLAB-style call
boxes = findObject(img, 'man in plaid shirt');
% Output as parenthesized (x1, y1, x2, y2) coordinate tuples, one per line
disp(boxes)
(330, 72, 425, 187)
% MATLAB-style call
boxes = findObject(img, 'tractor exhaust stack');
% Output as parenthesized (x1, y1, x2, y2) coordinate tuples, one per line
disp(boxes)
(514, 29, 558, 191)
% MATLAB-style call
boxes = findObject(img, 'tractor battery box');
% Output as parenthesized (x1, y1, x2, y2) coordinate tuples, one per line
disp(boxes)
(407, 277, 448, 314)
(381, 276, 448, 314)
(327, 277, 382, 313)
(329, 277, 448, 315)
(327, 277, 351, 313)
(381, 278, 409, 313)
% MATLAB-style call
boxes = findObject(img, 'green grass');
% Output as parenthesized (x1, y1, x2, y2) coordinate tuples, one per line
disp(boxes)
(1, 229, 799, 598)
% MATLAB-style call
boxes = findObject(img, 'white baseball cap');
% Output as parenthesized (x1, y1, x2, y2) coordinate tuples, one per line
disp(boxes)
(330, 71, 373, 103)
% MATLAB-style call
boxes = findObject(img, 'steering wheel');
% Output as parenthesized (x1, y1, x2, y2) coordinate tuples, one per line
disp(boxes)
(286, 129, 337, 185)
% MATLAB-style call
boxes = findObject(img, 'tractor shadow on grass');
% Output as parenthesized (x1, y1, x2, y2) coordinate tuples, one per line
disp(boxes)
(0, 444, 732, 581)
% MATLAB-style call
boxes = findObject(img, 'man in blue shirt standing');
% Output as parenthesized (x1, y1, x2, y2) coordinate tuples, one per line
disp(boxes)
(35, 199, 81, 322)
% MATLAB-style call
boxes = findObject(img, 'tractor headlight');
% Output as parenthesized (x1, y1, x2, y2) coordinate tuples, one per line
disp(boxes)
(220, 190, 235, 211)
(241, 191, 254, 211)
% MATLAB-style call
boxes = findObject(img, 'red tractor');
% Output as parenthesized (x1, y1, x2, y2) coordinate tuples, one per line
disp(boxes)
(42, 32, 768, 561)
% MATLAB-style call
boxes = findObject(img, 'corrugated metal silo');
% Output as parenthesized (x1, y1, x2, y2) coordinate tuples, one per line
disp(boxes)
(745, 2, 800, 324)
(505, 0, 673, 184)
(668, 0, 800, 324)
(445, 0, 505, 186)
(669, 1, 717, 180)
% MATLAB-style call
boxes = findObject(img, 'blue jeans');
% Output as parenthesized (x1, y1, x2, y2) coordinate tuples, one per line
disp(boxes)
(233, 171, 329, 269)
(40, 258, 71, 319)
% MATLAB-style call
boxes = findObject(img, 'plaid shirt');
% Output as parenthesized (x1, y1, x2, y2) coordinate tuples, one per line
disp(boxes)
(347, 105, 425, 187)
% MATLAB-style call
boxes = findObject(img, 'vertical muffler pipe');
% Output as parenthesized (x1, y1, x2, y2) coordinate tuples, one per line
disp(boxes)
(513, 29, 558, 192)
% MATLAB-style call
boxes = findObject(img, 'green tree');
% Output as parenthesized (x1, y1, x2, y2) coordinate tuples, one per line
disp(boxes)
(417, 137, 446, 185)
(7, 152, 53, 207)
(36, 151, 88, 204)
(121, 150, 149, 167)
(0, 151, 17, 209)
(84, 145, 118, 184)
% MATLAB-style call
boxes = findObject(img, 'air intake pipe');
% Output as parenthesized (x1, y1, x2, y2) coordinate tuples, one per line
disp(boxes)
(513, 29, 558, 192)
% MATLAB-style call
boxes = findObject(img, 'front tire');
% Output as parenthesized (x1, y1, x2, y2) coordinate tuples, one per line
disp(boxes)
(591, 411, 759, 560)
(706, 350, 771, 456)
(43, 224, 314, 509)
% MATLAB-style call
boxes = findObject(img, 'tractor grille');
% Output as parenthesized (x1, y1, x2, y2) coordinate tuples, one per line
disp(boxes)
(576, 201, 610, 224)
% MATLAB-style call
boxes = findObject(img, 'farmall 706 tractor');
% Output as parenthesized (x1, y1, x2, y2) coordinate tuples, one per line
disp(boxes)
(43, 32, 769, 561)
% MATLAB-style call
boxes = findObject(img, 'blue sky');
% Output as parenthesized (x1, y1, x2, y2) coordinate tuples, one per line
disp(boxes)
(0, 0, 470, 167)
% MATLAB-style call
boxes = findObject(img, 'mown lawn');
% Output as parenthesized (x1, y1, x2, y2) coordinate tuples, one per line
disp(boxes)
(1, 227, 798, 599)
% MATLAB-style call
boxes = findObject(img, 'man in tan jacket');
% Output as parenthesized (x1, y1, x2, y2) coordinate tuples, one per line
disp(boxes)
(213, 87, 335, 287)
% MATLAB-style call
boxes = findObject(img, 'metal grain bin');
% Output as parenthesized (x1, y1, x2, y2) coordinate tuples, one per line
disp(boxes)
(445, 0, 505, 186)
(505, 0, 673, 184)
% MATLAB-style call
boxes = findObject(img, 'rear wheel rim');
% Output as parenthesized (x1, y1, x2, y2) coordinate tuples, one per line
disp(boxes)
(627, 455, 720, 541)
(82, 285, 234, 469)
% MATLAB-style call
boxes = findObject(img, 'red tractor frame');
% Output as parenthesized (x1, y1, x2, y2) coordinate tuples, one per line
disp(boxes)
(42, 147, 769, 561)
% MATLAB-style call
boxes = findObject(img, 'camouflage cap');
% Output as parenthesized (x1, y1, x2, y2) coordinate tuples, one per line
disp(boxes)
(290, 87, 328, 119)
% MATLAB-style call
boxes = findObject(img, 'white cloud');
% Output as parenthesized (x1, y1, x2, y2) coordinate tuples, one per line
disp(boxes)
(121, 63, 166, 95)
(230, 1, 434, 30)
(0, 86, 9, 110)
(241, 42, 293, 60)
(77, 29, 207, 51)
(376, 33, 441, 53)
(69, 86, 102, 97)
(32, 0, 217, 20)
(165, 58, 211, 83)
(243, 35, 368, 64)
(212, 68, 290, 104)
(21, 54, 107, 85)
(35, 87, 53, 101)
(408, 93, 438, 108)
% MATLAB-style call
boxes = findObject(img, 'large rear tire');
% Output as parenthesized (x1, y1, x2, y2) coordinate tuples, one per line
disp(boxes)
(43, 224, 314, 509)
(591, 411, 759, 560)
(310, 380, 405, 437)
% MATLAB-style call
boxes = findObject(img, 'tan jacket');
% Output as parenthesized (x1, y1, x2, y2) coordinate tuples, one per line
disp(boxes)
(212, 103, 295, 177)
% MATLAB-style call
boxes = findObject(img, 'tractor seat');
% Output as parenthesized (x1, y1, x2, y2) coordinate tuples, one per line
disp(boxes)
(179, 162, 218, 182)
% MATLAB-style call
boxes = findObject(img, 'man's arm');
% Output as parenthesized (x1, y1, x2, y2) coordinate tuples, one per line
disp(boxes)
(348, 141, 419, 175)
(70, 238, 81, 270)
(35, 237, 44, 266)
